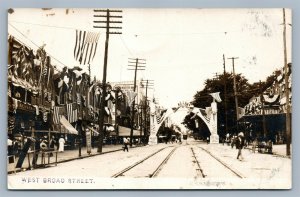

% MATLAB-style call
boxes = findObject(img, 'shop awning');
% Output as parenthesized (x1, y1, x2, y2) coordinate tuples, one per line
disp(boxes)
(118, 126, 141, 137)
(60, 116, 78, 135)
(24, 130, 59, 133)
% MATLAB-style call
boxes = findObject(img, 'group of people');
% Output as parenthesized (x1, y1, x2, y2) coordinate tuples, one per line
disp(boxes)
(225, 131, 274, 161)
(7, 134, 67, 158)
(7, 134, 68, 170)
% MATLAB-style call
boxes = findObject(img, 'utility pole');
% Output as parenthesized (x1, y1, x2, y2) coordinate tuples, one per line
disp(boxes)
(141, 79, 154, 143)
(259, 81, 267, 138)
(283, 8, 291, 156)
(88, 64, 91, 83)
(93, 9, 122, 153)
(113, 86, 121, 137)
(228, 57, 239, 134)
(223, 54, 228, 135)
(127, 58, 146, 147)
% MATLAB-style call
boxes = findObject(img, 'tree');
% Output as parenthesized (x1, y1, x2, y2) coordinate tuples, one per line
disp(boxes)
(190, 72, 258, 138)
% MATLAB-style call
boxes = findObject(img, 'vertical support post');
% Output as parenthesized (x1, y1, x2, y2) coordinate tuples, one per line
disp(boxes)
(228, 57, 239, 134)
(283, 8, 291, 156)
(260, 81, 267, 139)
(223, 54, 228, 135)
(98, 9, 110, 153)
(144, 80, 148, 142)
(130, 58, 138, 147)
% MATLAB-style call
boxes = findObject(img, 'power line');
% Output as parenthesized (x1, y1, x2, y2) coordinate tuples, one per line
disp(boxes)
(118, 35, 135, 57)
(9, 20, 82, 31)
(8, 23, 68, 71)
(9, 20, 256, 37)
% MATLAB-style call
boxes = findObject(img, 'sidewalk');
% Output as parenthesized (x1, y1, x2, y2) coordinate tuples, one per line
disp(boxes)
(247, 144, 291, 158)
(8, 143, 140, 173)
(272, 144, 292, 157)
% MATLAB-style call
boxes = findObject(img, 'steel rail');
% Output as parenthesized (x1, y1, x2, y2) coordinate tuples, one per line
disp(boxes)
(190, 147, 206, 178)
(149, 147, 177, 178)
(199, 146, 245, 179)
(111, 146, 172, 178)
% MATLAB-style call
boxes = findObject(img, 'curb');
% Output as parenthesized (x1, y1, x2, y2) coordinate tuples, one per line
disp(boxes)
(8, 145, 143, 174)
(245, 146, 291, 159)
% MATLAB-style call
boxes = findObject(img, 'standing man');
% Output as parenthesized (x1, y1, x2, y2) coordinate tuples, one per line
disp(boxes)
(123, 137, 129, 152)
(236, 132, 245, 161)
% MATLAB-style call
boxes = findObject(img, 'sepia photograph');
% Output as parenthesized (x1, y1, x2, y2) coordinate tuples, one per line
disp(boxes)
(6, 8, 292, 189)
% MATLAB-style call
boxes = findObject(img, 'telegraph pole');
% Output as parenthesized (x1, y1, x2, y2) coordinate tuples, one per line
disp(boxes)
(93, 9, 122, 153)
(223, 54, 228, 135)
(228, 57, 239, 134)
(141, 79, 154, 143)
(259, 81, 267, 138)
(127, 58, 146, 147)
(283, 8, 291, 156)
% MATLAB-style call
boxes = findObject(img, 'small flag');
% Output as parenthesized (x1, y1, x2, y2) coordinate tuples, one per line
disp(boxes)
(76, 93, 81, 104)
(47, 92, 52, 102)
(43, 111, 48, 122)
(74, 30, 100, 65)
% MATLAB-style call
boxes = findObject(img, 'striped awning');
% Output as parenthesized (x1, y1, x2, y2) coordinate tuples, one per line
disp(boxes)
(60, 116, 78, 135)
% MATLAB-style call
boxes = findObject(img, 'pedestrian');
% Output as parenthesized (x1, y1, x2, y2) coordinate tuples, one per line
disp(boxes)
(58, 135, 65, 152)
(236, 132, 245, 161)
(7, 135, 13, 156)
(32, 137, 41, 168)
(49, 136, 56, 150)
(40, 136, 48, 151)
(231, 136, 236, 149)
(252, 138, 258, 153)
(123, 137, 129, 152)
(206, 137, 210, 144)
(12, 137, 20, 156)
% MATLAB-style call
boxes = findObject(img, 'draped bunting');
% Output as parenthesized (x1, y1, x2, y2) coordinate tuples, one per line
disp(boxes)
(263, 94, 279, 104)
(125, 91, 137, 107)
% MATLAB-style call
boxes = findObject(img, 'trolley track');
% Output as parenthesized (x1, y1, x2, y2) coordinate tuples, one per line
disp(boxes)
(190, 147, 206, 178)
(199, 146, 245, 179)
(111, 146, 176, 178)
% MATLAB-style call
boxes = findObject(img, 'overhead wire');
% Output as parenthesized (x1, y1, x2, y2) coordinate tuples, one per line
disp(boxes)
(8, 22, 68, 71)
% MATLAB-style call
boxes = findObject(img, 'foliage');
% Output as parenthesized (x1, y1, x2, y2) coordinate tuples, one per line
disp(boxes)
(188, 72, 261, 138)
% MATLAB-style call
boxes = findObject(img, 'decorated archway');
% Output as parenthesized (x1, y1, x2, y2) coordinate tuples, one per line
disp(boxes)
(148, 92, 222, 145)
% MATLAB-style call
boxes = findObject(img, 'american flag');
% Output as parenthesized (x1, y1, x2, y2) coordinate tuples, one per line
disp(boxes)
(74, 30, 100, 65)
(43, 111, 48, 122)
(66, 103, 78, 123)
(53, 106, 64, 124)
(156, 115, 163, 124)
(42, 64, 48, 76)
(156, 109, 169, 125)
(42, 56, 50, 78)
(76, 93, 81, 104)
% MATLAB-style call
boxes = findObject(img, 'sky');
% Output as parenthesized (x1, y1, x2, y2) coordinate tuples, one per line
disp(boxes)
(8, 8, 292, 108)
